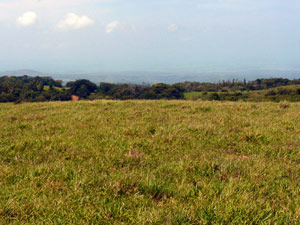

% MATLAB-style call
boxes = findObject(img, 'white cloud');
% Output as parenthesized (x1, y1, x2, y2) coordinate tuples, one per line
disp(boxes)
(57, 13, 94, 30)
(168, 24, 178, 32)
(106, 21, 119, 33)
(17, 11, 37, 26)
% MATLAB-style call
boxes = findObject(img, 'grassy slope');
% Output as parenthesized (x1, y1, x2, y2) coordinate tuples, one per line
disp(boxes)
(0, 100, 300, 224)
(185, 84, 300, 102)
(247, 85, 300, 102)
(43, 86, 69, 91)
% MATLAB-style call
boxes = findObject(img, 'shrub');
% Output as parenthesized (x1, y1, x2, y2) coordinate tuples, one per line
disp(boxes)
(279, 101, 290, 109)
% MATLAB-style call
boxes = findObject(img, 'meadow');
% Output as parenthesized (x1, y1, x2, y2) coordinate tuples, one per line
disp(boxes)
(0, 100, 300, 224)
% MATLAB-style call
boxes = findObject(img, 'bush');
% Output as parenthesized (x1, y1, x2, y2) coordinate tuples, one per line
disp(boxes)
(279, 101, 290, 109)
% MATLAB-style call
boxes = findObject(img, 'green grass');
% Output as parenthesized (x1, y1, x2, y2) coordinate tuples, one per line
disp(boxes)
(43, 85, 68, 91)
(0, 100, 300, 224)
(184, 92, 203, 99)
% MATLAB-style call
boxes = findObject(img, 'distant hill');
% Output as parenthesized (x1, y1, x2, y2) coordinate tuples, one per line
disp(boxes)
(0, 69, 47, 77)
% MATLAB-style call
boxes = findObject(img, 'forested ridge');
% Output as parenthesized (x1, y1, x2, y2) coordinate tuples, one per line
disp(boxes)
(0, 75, 300, 103)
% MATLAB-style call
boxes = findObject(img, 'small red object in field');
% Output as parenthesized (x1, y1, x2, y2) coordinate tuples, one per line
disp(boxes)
(71, 95, 79, 101)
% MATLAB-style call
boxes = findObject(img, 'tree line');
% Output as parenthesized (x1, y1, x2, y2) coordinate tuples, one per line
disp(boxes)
(175, 78, 300, 93)
(0, 76, 184, 103)
(0, 75, 300, 103)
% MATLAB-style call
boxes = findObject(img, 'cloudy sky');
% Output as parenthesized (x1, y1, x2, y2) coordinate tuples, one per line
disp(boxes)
(1, 0, 300, 73)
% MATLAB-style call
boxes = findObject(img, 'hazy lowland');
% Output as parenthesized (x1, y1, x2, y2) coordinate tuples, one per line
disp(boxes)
(2, 69, 300, 84)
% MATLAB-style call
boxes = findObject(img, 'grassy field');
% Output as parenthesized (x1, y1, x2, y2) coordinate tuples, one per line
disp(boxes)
(0, 100, 300, 224)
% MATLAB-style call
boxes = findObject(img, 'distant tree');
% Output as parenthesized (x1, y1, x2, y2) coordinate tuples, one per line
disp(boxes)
(69, 79, 97, 98)
(37, 82, 44, 92)
(208, 93, 220, 101)
(66, 81, 75, 88)
(99, 83, 116, 95)
(54, 80, 63, 88)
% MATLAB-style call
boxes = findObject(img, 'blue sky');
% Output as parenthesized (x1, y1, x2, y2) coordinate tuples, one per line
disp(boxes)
(0, 0, 300, 73)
